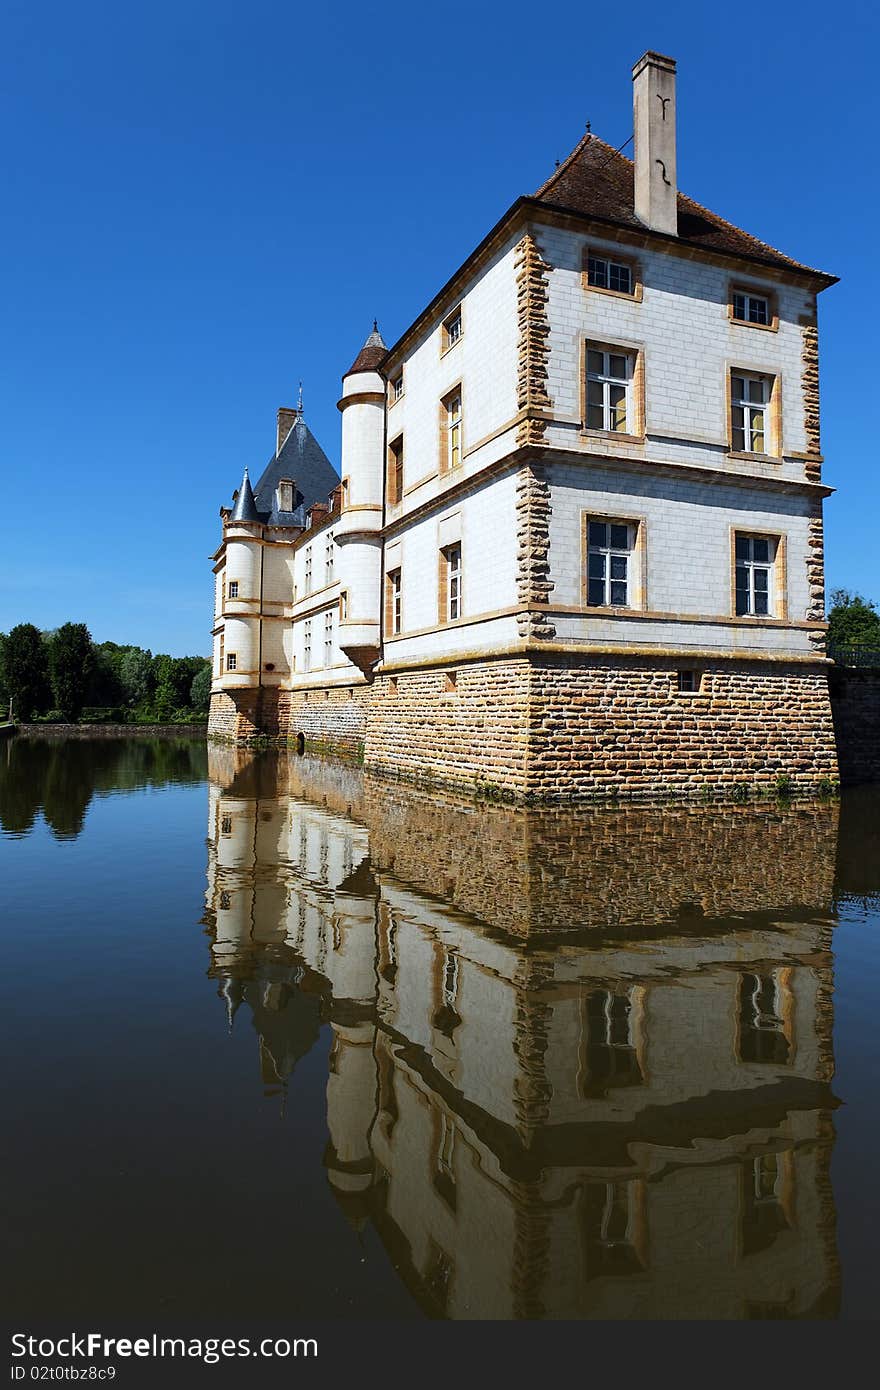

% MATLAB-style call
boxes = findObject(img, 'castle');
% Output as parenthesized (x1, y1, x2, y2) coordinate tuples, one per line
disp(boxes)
(209, 52, 840, 802)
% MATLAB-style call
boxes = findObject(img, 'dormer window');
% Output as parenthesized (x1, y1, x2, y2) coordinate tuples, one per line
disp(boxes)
(441, 307, 462, 353)
(276, 478, 295, 511)
(584, 248, 641, 301)
(730, 286, 777, 330)
(588, 254, 631, 294)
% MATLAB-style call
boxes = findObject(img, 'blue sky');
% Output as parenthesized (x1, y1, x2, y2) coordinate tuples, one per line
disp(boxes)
(1, 0, 877, 655)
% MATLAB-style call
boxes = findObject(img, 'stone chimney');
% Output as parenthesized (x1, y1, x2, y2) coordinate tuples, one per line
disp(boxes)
(276, 407, 299, 455)
(632, 51, 677, 236)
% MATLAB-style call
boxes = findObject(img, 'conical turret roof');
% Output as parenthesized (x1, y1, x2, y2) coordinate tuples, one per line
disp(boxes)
(344, 321, 387, 377)
(230, 468, 260, 523)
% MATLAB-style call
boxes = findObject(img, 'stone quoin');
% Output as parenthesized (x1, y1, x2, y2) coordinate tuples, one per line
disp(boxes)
(209, 52, 840, 802)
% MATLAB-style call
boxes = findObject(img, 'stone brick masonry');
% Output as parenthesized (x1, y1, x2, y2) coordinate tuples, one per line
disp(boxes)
(210, 652, 841, 802)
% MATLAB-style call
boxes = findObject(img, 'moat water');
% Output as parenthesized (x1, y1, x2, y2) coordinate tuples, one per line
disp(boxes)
(2, 735, 879, 1320)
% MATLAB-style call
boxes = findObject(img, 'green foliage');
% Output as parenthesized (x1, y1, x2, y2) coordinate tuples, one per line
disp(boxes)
(827, 589, 880, 650)
(118, 648, 155, 707)
(0, 621, 209, 724)
(3, 623, 52, 720)
(775, 774, 793, 800)
(48, 623, 95, 722)
(189, 662, 212, 712)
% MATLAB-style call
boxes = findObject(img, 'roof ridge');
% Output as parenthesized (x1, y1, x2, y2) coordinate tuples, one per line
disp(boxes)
(534, 130, 596, 199)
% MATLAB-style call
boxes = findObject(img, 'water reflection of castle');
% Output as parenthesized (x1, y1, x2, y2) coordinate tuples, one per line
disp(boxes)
(204, 748, 840, 1319)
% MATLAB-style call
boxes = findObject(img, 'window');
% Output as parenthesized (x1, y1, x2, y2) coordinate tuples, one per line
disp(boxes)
(741, 1152, 791, 1256)
(586, 347, 633, 433)
(445, 544, 462, 621)
(388, 436, 404, 505)
(432, 946, 461, 1038)
(442, 307, 462, 352)
(325, 534, 334, 585)
(221, 815, 232, 836)
(588, 254, 633, 295)
(677, 669, 700, 693)
(391, 372, 404, 402)
(323, 610, 334, 668)
(226, 652, 237, 671)
(339, 590, 348, 621)
(582, 1181, 645, 1280)
(304, 545, 313, 595)
(731, 372, 770, 453)
(303, 619, 312, 672)
(228, 580, 239, 599)
(732, 289, 772, 327)
(445, 392, 462, 472)
(433, 1113, 457, 1212)
(586, 520, 633, 607)
(735, 534, 775, 616)
(738, 972, 790, 1064)
(386, 569, 402, 635)
(581, 989, 642, 1095)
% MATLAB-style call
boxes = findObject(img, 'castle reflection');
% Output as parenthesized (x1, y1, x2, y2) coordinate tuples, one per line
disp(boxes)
(204, 747, 841, 1319)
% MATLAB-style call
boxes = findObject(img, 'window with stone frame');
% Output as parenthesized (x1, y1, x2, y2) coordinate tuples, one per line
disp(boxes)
(441, 306, 462, 353)
(303, 619, 312, 673)
(325, 534, 334, 585)
(439, 542, 462, 623)
(587, 253, 634, 295)
(735, 533, 776, 617)
(228, 580, 238, 599)
(388, 435, 404, 505)
(586, 519, 636, 608)
(390, 371, 404, 403)
(730, 370, 774, 454)
(226, 652, 237, 672)
(386, 568, 402, 635)
(729, 284, 777, 330)
(586, 346, 635, 433)
(304, 545, 313, 595)
(323, 609, 334, 668)
(439, 388, 463, 475)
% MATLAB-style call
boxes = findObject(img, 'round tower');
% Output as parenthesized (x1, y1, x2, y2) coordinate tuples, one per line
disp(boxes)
(219, 467, 264, 692)
(335, 323, 387, 675)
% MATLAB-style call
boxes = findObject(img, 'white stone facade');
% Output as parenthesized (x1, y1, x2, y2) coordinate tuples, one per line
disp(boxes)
(209, 51, 836, 780)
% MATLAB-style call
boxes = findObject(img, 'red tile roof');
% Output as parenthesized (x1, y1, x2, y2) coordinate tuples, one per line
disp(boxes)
(533, 133, 835, 283)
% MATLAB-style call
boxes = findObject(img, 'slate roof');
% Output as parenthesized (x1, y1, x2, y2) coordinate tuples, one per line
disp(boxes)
(533, 132, 835, 282)
(229, 469, 260, 523)
(345, 323, 387, 377)
(248, 414, 340, 524)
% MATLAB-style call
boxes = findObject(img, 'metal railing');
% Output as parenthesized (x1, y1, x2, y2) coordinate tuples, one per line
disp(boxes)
(828, 645, 880, 668)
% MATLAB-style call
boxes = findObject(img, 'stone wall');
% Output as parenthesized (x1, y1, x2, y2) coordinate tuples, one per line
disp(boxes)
(211, 651, 840, 803)
(829, 667, 880, 786)
(526, 654, 838, 802)
(284, 687, 369, 758)
(366, 659, 531, 795)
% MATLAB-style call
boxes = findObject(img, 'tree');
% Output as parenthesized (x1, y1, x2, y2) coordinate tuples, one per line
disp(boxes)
(48, 623, 95, 722)
(189, 662, 212, 712)
(0, 632, 8, 717)
(3, 623, 51, 720)
(827, 589, 880, 650)
(118, 648, 154, 708)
